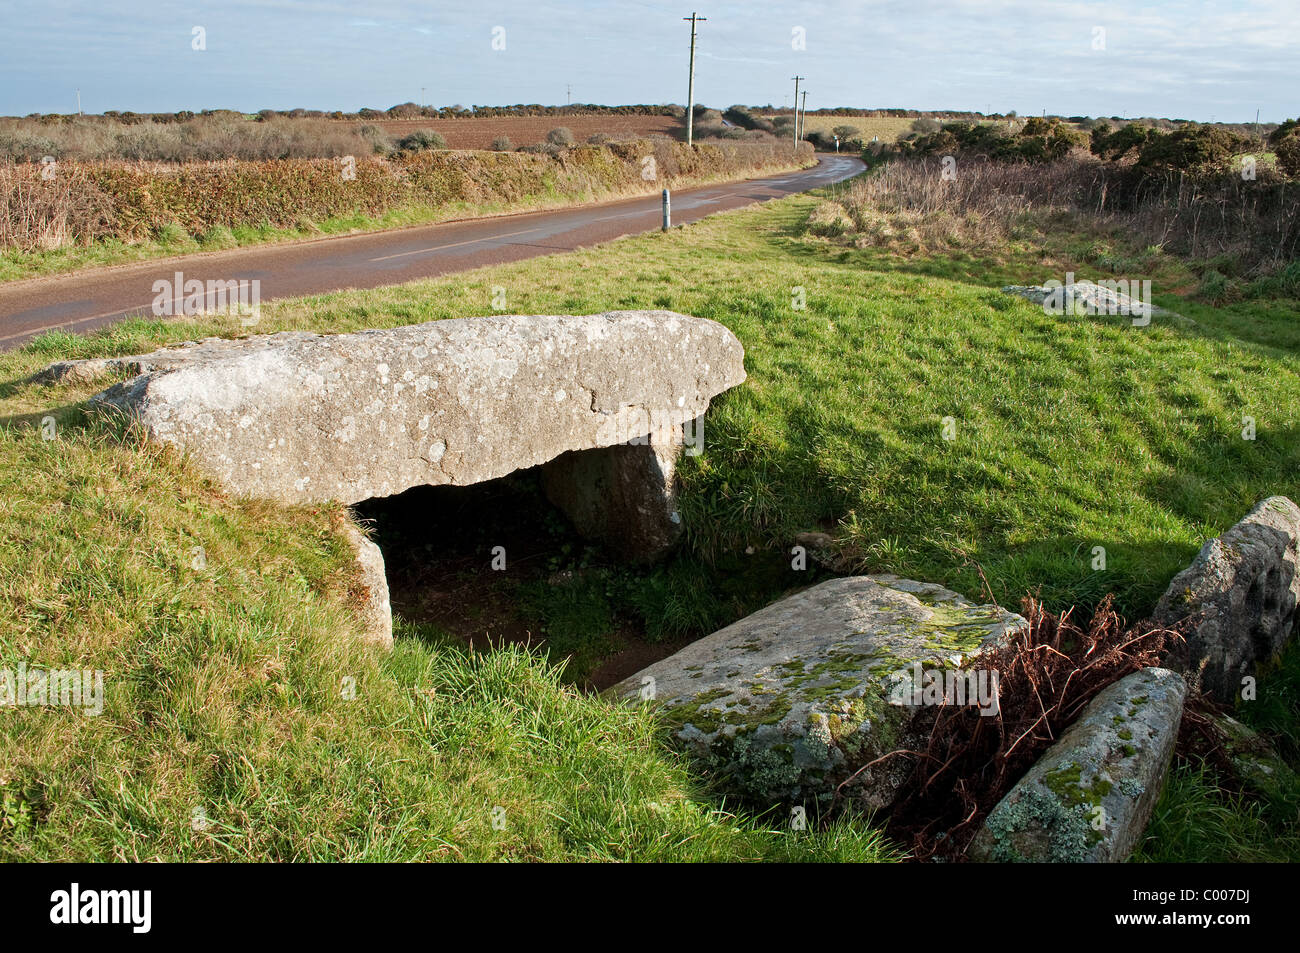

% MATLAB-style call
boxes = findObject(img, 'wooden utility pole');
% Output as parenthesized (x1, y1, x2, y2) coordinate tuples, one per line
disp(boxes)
(683, 12, 707, 146)
(800, 89, 808, 139)
(791, 75, 804, 150)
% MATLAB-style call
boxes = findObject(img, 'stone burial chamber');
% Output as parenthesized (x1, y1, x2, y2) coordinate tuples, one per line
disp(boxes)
(43, 311, 747, 643)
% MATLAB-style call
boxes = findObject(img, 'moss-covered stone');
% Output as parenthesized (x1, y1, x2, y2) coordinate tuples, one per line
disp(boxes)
(969, 667, 1186, 863)
(610, 575, 1027, 809)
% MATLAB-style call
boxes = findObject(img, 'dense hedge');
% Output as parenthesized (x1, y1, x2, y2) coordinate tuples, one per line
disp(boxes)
(1, 140, 814, 250)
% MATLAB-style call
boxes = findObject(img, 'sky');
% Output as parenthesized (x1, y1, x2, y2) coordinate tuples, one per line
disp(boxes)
(0, 0, 1295, 122)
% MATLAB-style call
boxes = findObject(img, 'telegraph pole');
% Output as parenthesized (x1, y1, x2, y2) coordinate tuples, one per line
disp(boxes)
(800, 89, 808, 139)
(791, 75, 804, 151)
(567, 84, 572, 106)
(683, 12, 707, 146)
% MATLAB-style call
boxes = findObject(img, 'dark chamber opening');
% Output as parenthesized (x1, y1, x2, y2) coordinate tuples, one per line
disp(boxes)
(353, 467, 687, 690)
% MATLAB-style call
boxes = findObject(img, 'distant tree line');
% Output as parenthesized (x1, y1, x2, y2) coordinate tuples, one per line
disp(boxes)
(10, 104, 686, 124)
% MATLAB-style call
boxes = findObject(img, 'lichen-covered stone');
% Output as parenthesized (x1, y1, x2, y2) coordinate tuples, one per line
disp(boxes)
(1153, 496, 1300, 703)
(609, 575, 1027, 809)
(54, 312, 743, 562)
(79, 313, 743, 509)
(968, 667, 1186, 863)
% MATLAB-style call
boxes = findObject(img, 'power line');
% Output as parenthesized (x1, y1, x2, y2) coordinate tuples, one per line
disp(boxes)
(683, 12, 707, 146)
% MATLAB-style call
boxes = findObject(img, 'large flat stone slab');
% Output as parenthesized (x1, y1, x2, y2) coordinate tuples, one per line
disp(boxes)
(80, 312, 743, 508)
(1002, 281, 1191, 326)
(1153, 496, 1300, 702)
(610, 575, 1027, 809)
(968, 667, 1186, 863)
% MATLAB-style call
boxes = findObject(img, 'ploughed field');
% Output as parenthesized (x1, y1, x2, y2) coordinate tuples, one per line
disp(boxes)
(341, 114, 684, 148)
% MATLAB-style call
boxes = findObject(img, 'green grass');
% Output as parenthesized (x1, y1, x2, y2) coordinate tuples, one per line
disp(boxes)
(1135, 636, 1300, 863)
(2, 181, 1298, 860)
(0, 416, 896, 861)
(1134, 759, 1300, 862)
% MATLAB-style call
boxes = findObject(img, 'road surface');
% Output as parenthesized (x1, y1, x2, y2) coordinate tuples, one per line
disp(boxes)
(0, 155, 865, 349)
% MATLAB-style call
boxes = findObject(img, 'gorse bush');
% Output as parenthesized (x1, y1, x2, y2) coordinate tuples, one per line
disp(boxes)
(898, 118, 1084, 163)
(874, 116, 1298, 274)
(1272, 122, 1300, 178)
(1090, 122, 1255, 174)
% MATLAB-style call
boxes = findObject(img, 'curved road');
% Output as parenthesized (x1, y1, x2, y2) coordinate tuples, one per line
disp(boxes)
(0, 155, 864, 349)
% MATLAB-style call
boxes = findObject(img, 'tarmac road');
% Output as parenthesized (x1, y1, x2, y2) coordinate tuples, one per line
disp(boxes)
(0, 155, 865, 349)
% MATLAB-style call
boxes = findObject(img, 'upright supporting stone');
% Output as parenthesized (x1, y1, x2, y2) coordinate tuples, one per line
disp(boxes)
(542, 419, 688, 563)
(1153, 496, 1300, 702)
(340, 522, 393, 649)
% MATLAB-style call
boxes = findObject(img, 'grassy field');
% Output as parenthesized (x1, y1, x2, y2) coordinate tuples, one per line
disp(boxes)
(761, 114, 916, 143)
(2, 172, 1298, 860)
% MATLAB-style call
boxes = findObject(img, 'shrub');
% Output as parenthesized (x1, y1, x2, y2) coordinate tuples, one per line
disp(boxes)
(1136, 126, 1253, 173)
(1020, 116, 1052, 136)
(1091, 122, 1149, 160)
(358, 124, 392, 155)
(723, 105, 764, 130)
(0, 163, 116, 250)
(1267, 119, 1299, 147)
(546, 127, 575, 148)
(805, 130, 836, 150)
(521, 141, 565, 157)
(491, 135, 514, 152)
(1274, 129, 1300, 178)
(396, 129, 446, 152)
